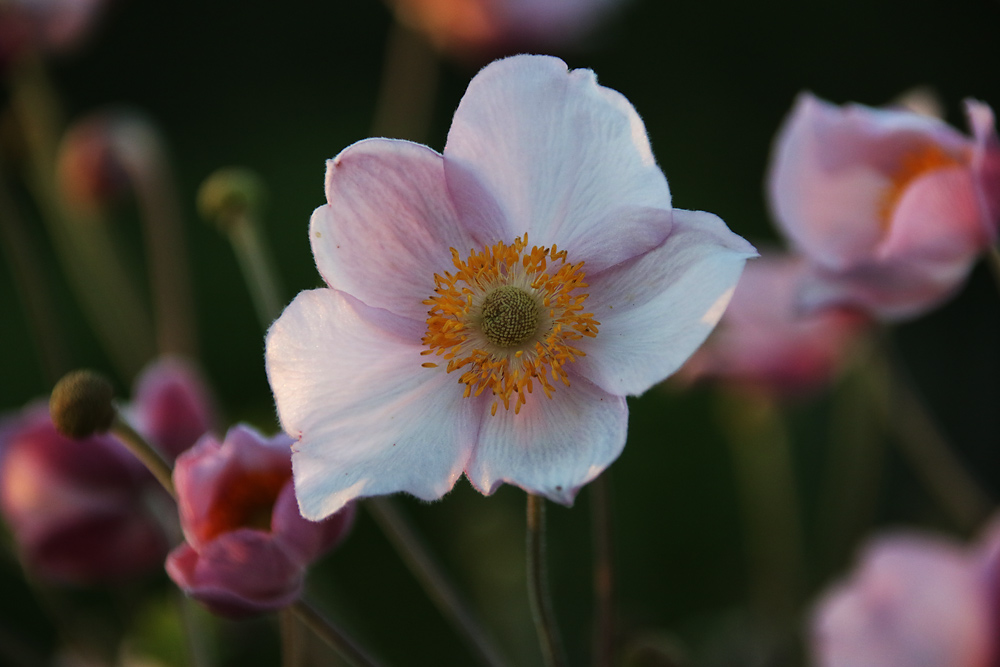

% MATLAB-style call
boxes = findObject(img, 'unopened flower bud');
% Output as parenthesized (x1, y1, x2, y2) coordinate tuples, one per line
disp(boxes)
(49, 369, 115, 439)
(197, 168, 266, 233)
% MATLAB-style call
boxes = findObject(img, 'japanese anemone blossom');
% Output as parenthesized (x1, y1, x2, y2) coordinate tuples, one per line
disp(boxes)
(386, 0, 625, 60)
(679, 252, 870, 397)
(768, 93, 1000, 320)
(265, 55, 755, 521)
(166, 425, 355, 617)
(810, 522, 1000, 667)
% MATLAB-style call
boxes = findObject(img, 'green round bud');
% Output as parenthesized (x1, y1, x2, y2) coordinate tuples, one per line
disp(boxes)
(480, 286, 540, 348)
(49, 370, 116, 439)
(197, 167, 266, 232)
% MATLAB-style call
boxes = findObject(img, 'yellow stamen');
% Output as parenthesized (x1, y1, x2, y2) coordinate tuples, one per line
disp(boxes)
(421, 235, 599, 415)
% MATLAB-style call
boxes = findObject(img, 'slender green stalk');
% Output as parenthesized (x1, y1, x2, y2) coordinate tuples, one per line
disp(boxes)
(986, 246, 1000, 295)
(289, 600, 381, 667)
(718, 392, 804, 618)
(0, 162, 71, 382)
(109, 412, 175, 497)
(127, 133, 198, 358)
(371, 21, 440, 142)
(526, 494, 566, 667)
(228, 212, 285, 329)
(280, 608, 302, 667)
(9, 55, 155, 380)
(878, 333, 992, 533)
(366, 497, 507, 667)
(590, 475, 615, 667)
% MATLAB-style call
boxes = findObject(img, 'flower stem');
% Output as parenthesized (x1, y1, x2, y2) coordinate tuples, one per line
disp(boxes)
(590, 475, 615, 667)
(718, 392, 804, 618)
(371, 20, 440, 142)
(289, 600, 381, 667)
(228, 211, 285, 330)
(986, 246, 1000, 296)
(526, 493, 567, 667)
(109, 411, 175, 498)
(365, 497, 507, 667)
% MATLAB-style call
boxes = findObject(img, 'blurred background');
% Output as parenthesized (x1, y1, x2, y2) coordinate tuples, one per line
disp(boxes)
(2, 0, 1000, 665)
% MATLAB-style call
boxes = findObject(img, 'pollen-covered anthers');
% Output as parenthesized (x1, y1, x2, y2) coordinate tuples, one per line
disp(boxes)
(421, 234, 600, 415)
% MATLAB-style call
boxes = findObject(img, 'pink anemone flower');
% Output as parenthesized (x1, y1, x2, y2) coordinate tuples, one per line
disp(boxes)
(265, 55, 755, 521)
(166, 425, 355, 617)
(810, 525, 1000, 667)
(768, 92, 1000, 320)
(679, 252, 870, 397)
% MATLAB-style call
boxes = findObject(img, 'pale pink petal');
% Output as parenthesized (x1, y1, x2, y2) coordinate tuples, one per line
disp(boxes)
(573, 209, 756, 396)
(878, 165, 986, 262)
(811, 534, 992, 667)
(266, 289, 480, 520)
(444, 55, 672, 272)
(768, 92, 970, 270)
(312, 138, 494, 322)
(464, 376, 627, 504)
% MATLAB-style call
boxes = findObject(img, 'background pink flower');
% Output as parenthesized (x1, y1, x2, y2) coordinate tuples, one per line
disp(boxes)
(679, 252, 870, 397)
(768, 92, 1000, 320)
(0, 404, 168, 584)
(811, 529, 998, 667)
(166, 425, 355, 617)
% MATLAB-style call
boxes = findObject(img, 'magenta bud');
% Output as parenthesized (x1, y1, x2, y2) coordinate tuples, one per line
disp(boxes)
(0, 405, 169, 584)
(166, 425, 354, 617)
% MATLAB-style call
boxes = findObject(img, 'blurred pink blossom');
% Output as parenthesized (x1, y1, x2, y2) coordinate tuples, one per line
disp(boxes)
(166, 425, 355, 617)
(386, 0, 625, 60)
(0, 404, 168, 584)
(811, 526, 1000, 667)
(0, 0, 108, 64)
(768, 93, 1000, 320)
(0, 358, 215, 584)
(679, 252, 870, 397)
(265, 55, 755, 521)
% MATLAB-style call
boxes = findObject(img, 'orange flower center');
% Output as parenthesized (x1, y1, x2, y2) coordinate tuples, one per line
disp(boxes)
(879, 144, 964, 226)
(421, 234, 600, 415)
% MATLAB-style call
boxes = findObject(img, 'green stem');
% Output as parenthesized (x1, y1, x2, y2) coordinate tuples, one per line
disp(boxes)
(366, 497, 507, 667)
(289, 600, 381, 667)
(590, 475, 615, 667)
(371, 20, 440, 142)
(986, 246, 1000, 296)
(228, 212, 285, 329)
(526, 494, 566, 667)
(109, 412, 175, 497)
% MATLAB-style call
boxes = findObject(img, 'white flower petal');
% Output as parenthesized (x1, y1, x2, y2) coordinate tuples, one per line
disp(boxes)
(265, 289, 479, 520)
(312, 138, 488, 322)
(444, 55, 672, 272)
(464, 375, 627, 505)
(574, 209, 756, 396)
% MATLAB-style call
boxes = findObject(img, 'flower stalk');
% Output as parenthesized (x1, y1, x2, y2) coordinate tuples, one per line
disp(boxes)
(289, 600, 382, 667)
(526, 493, 566, 667)
(590, 474, 615, 667)
(366, 497, 507, 667)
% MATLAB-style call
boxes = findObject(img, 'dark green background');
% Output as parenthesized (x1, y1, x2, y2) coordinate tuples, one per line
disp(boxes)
(2, 0, 999, 665)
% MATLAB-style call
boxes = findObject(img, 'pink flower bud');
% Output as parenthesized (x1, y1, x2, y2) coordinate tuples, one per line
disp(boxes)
(166, 425, 354, 617)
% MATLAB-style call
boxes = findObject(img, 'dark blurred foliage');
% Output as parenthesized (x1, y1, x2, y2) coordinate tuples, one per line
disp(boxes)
(1, 0, 999, 665)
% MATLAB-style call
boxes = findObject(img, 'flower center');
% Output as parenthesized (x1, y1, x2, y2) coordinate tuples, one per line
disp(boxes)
(879, 144, 964, 227)
(420, 234, 599, 415)
(479, 285, 540, 347)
